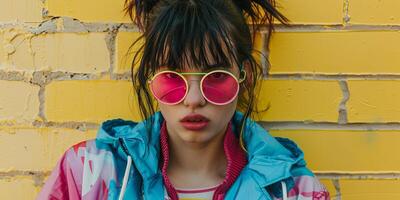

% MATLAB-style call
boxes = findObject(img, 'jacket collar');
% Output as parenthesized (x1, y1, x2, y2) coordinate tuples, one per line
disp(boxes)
(96, 111, 312, 197)
(159, 120, 247, 200)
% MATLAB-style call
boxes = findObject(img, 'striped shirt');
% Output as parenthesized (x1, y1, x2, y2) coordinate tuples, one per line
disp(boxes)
(176, 184, 220, 200)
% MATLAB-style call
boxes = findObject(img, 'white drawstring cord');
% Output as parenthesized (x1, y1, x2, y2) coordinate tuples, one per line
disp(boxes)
(118, 156, 132, 200)
(281, 181, 288, 200)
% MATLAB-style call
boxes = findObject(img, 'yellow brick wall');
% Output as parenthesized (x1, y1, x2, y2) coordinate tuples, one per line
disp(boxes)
(1, 0, 400, 199)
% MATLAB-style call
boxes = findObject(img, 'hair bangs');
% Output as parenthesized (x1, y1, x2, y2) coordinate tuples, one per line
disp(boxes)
(143, 0, 241, 74)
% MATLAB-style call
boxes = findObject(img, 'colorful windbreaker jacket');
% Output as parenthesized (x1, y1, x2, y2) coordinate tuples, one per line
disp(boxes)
(37, 111, 330, 200)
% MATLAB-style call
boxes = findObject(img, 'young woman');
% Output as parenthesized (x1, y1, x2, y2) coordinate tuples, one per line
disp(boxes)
(38, 0, 330, 199)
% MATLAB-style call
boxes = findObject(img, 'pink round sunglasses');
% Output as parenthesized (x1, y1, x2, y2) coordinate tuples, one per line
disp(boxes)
(148, 69, 246, 105)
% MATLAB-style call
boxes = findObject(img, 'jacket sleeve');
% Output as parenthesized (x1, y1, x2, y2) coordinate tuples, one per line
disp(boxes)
(288, 175, 330, 200)
(37, 141, 87, 200)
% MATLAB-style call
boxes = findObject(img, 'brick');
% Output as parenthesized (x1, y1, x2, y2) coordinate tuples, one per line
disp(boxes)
(269, 31, 400, 74)
(347, 80, 400, 123)
(256, 80, 341, 122)
(0, 127, 96, 171)
(0, 0, 42, 22)
(0, 176, 40, 199)
(0, 81, 40, 123)
(340, 180, 400, 200)
(45, 80, 142, 123)
(115, 32, 143, 73)
(276, 0, 343, 24)
(1, 30, 109, 73)
(46, 0, 130, 22)
(349, 0, 400, 25)
(270, 130, 400, 171)
(252, 32, 265, 67)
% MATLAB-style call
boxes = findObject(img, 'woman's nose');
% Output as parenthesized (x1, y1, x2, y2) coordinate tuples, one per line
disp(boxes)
(183, 78, 206, 108)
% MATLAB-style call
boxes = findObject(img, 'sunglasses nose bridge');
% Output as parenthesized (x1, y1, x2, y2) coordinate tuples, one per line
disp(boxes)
(183, 77, 206, 107)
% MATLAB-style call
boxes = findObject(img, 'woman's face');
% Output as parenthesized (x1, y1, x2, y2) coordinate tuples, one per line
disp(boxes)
(158, 65, 241, 145)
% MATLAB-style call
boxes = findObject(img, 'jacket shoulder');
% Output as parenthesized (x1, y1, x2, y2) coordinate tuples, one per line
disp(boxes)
(267, 176, 330, 200)
(287, 176, 330, 200)
(37, 139, 95, 199)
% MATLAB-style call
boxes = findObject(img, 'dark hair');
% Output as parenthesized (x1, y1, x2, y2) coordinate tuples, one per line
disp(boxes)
(124, 0, 288, 149)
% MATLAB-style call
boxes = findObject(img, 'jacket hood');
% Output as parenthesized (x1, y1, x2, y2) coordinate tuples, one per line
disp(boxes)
(95, 111, 313, 198)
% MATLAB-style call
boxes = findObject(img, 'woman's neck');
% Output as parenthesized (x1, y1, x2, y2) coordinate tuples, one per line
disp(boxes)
(166, 127, 228, 188)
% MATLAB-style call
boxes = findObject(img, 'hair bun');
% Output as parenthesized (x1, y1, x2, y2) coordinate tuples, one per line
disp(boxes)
(231, 0, 288, 25)
(125, 0, 288, 31)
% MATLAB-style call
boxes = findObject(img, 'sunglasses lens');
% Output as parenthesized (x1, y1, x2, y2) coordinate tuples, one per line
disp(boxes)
(202, 71, 239, 105)
(150, 72, 187, 104)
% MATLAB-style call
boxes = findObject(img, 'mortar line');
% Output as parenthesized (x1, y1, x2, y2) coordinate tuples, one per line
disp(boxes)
(0, 170, 49, 187)
(37, 85, 46, 122)
(264, 73, 400, 80)
(343, 0, 350, 25)
(3, 118, 400, 131)
(4, 120, 400, 131)
(261, 121, 400, 130)
(4, 20, 400, 33)
(106, 24, 123, 79)
(6, 71, 400, 82)
(41, 0, 48, 18)
(32, 120, 100, 131)
(338, 81, 349, 124)
(260, 33, 269, 76)
(332, 179, 341, 200)
(269, 24, 400, 32)
(2, 170, 400, 179)
(315, 172, 400, 179)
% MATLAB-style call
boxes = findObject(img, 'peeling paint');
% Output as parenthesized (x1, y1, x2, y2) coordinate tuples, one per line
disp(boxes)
(61, 17, 89, 33)
(32, 18, 57, 34)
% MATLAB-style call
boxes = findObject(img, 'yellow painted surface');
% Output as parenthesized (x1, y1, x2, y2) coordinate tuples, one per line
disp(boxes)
(115, 31, 144, 73)
(0, 176, 40, 199)
(269, 31, 400, 74)
(349, 0, 400, 25)
(256, 80, 341, 122)
(348, 80, 400, 123)
(252, 32, 265, 67)
(45, 80, 142, 123)
(46, 0, 129, 22)
(270, 130, 400, 171)
(0, 81, 40, 123)
(0, 127, 96, 171)
(2, 31, 110, 73)
(276, 0, 343, 24)
(0, 0, 43, 22)
(340, 180, 400, 200)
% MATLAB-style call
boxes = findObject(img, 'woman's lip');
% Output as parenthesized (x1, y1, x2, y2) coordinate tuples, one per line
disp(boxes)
(180, 121, 209, 131)
(180, 114, 210, 122)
